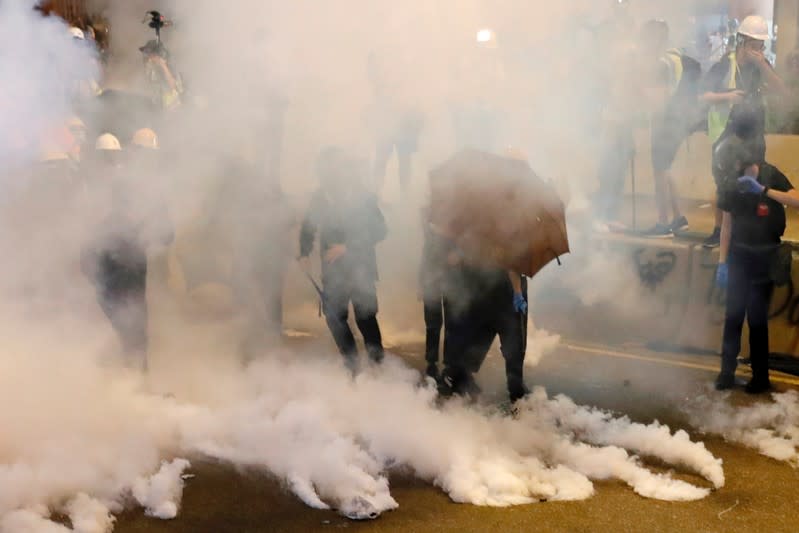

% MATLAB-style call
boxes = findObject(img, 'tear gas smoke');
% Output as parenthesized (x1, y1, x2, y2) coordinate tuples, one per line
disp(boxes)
(0, 321, 725, 531)
(0, 0, 753, 531)
(687, 390, 799, 465)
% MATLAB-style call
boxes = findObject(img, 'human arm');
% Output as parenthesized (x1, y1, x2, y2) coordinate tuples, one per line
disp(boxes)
(737, 167, 799, 207)
(716, 211, 732, 288)
(719, 211, 732, 264)
(298, 194, 320, 262)
(765, 188, 799, 208)
(699, 60, 745, 105)
(700, 90, 745, 105)
(151, 56, 178, 92)
(509, 270, 527, 313)
(748, 50, 790, 98)
(508, 270, 522, 294)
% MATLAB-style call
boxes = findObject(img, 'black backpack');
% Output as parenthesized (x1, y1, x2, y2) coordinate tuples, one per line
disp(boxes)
(664, 51, 706, 133)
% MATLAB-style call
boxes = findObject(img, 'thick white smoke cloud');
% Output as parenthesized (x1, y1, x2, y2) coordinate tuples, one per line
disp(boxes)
(5, 1, 789, 531)
(687, 390, 799, 465)
(0, 308, 725, 531)
(0, 1, 97, 168)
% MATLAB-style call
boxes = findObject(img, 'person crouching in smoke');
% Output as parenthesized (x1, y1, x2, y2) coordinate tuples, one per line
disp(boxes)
(298, 147, 387, 373)
(714, 114, 799, 393)
(439, 250, 529, 404)
(81, 133, 173, 370)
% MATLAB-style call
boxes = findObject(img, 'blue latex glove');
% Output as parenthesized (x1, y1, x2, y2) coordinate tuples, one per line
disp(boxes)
(737, 175, 765, 195)
(513, 292, 528, 314)
(716, 263, 728, 288)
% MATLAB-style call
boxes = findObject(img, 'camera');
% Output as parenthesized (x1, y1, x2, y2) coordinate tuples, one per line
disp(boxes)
(142, 10, 172, 42)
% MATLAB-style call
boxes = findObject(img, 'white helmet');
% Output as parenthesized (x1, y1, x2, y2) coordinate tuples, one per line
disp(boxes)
(95, 133, 122, 151)
(738, 15, 770, 41)
(69, 27, 85, 40)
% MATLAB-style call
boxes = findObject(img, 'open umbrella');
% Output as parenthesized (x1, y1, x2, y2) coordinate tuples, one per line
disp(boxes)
(428, 149, 569, 278)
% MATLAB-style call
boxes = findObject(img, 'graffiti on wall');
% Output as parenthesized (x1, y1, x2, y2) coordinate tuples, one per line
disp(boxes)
(633, 249, 677, 291)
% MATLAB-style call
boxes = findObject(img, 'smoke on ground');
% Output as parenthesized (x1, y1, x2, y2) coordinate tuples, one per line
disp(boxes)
(686, 390, 799, 465)
(0, 312, 725, 531)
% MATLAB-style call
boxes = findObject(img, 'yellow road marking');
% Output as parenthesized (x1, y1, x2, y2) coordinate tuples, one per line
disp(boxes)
(564, 343, 799, 386)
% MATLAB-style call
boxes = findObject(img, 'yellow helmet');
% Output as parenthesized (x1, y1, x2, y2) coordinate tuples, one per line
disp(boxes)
(132, 128, 159, 150)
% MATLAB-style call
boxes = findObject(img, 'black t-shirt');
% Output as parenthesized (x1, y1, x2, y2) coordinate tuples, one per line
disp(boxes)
(718, 163, 793, 248)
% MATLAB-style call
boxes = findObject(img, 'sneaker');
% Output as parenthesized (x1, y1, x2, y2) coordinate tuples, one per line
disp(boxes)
(670, 216, 689, 233)
(703, 228, 721, 249)
(745, 379, 772, 394)
(643, 223, 673, 239)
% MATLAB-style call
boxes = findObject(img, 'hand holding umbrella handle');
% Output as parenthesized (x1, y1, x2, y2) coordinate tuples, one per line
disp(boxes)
(513, 292, 528, 314)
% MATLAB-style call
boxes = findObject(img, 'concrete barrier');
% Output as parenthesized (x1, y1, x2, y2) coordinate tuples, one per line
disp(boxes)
(534, 232, 799, 359)
(627, 131, 799, 202)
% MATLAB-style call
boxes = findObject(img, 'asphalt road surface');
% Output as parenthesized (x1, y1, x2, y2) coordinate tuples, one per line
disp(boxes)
(114, 338, 799, 533)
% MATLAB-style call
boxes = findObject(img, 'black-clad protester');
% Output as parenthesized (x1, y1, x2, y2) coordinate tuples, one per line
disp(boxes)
(714, 129, 799, 393)
(441, 255, 529, 403)
(299, 148, 387, 372)
(81, 134, 174, 370)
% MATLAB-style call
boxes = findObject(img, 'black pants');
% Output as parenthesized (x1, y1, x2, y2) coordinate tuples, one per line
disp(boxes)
(721, 247, 775, 382)
(97, 285, 148, 369)
(423, 291, 444, 366)
(323, 276, 384, 364)
(443, 289, 528, 401)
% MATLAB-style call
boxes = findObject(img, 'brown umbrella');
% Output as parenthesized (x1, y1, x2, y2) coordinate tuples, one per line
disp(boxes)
(428, 149, 569, 278)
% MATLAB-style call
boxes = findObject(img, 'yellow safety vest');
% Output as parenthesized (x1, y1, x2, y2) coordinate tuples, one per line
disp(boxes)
(707, 52, 738, 143)
(663, 49, 684, 95)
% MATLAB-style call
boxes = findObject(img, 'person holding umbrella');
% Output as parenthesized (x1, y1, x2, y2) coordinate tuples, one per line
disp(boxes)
(298, 147, 387, 373)
(440, 259, 529, 403)
(431, 148, 567, 404)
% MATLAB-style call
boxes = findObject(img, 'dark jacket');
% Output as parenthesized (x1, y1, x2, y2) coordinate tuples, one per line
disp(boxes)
(82, 207, 174, 294)
(300, 188, 386, 284)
